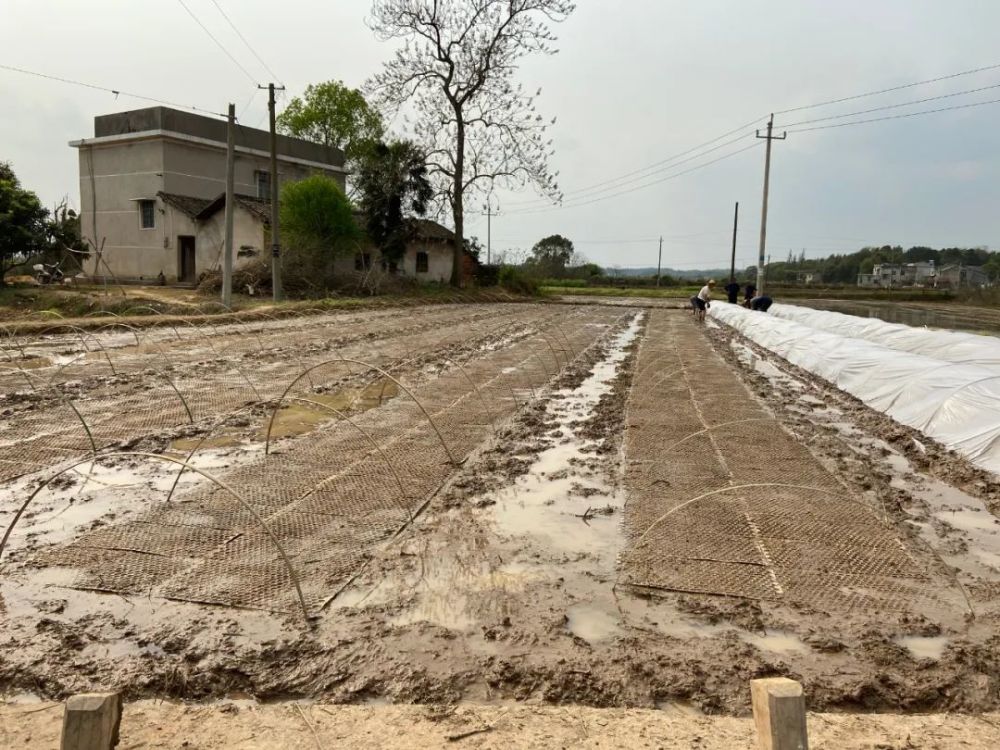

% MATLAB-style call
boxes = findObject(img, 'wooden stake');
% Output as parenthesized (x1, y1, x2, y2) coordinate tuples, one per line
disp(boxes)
(60, 692, 122, 750)
(750, 677, 808, 750)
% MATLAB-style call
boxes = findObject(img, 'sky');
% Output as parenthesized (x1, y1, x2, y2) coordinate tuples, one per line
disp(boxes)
(3, 0, 1000, 270)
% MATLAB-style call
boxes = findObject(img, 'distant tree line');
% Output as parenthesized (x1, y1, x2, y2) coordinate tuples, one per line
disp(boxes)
(764, 245, 1000, 285)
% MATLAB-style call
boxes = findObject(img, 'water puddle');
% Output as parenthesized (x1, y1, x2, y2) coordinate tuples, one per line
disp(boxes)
(893, 452, 1000, 584)
(0, 445, 262, 554)
(895, 635, 949, 660)
(742, 630, 810, 654)
(383, 314, 642, 633)
(821, 410, 1000, 587)
(566, 602, 622, 642)
(262, 381, 398, 441)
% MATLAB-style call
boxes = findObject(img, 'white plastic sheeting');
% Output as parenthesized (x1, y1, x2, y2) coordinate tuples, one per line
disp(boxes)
(769, 303, 1000, 368)
(709, 302, 1000, 474)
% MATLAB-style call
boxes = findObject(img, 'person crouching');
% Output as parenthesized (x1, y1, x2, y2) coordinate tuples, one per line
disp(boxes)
(692, 279, 715, 322)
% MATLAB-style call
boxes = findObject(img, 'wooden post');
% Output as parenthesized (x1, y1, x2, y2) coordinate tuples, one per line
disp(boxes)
(750, 677, 808, 750)
(61, 692, 122, 750)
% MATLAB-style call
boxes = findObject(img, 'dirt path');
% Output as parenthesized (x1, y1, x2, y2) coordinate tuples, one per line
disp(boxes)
(3, 700, 999, 749)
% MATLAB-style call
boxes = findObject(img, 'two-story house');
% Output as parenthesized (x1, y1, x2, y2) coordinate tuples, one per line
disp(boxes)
(70, 106, 346, 283)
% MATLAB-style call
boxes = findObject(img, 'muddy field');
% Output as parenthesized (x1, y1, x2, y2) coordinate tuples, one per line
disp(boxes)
(3, 300, 1000, 718)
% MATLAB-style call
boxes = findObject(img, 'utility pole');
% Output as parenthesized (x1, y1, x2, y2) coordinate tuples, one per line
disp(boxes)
(729, 201, 739, 284)
(486, 204, 492, 265)
(222, 103, 235, 308)
(755, 114, 786, 295)
(260, 82, 286, 301)
(656, 236, 663, 287)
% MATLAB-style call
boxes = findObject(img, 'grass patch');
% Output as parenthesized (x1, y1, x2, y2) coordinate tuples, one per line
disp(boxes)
(542, 285, 698, 299)
(543, 284, 958, 303)
(0, 283, 532, 333)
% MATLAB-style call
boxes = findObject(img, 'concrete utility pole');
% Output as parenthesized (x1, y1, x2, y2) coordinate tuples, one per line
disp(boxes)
(260, 82, 286, 301)
(755, 114, 786, 295)
(222, 103, 235, 308)
(656, 236, 663, 287)
(486, 204, 492, 265)
(729, 201, 739, 284)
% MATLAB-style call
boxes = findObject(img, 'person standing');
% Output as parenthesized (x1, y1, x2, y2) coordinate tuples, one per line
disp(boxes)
(724, 279, 740, 304)
(743, 281, 757, 307)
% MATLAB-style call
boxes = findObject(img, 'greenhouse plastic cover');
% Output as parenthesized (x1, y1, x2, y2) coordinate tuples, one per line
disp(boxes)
(767, 302, 1000, 368)
(709, 302, 1000, 474)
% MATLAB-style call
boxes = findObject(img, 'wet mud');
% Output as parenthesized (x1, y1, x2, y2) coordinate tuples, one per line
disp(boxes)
(4, 306, 1000, 717)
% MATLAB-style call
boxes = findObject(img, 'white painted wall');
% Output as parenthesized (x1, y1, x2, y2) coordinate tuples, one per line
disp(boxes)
(76, 132, 344, 282)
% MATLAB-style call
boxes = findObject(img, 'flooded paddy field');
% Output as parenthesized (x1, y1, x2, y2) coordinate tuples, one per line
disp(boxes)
(3, 300, 1000, 720)
(791, 298, 1000, 336)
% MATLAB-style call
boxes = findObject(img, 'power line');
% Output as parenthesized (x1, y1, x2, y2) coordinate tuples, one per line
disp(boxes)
(503, 115, 764, 208)
(502, 131, 757, 210)
(175, 0, 258, 84)
(775, 80, 1000, 129)
(504, 59, 1000, 213)
(775, 60, 1000, 115)
(787, 95, 1000, 134)
(239, 86, 260, 119)
(0, 62, 227, 118)
(502, 140, 763, 216)
(207, 0, 282, 84)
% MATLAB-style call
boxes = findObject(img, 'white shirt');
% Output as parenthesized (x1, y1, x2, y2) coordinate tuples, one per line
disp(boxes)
(697, 285, 712, 302)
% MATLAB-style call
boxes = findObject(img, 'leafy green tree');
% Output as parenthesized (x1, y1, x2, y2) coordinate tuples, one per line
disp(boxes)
(279, 175, 360, 291)
(528, 234, 574, 277)
(277, 81, 385, 161)
(984, 254, 1000, 282)
(354, 140, 433, 264)
(0, 162, 50, 284)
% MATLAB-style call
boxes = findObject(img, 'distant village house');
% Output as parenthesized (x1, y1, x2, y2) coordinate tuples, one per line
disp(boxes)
(857, 261, 938, 288)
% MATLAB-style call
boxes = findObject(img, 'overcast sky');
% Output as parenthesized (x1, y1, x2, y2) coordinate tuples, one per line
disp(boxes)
(3, 1, 1000, 269)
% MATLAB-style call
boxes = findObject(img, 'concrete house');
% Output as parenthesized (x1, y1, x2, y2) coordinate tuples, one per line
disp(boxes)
(935, 264, 990, 289)
(336, 218, 463, 284)
(71, 106, 346, 282)
(857, 261, 937, 288)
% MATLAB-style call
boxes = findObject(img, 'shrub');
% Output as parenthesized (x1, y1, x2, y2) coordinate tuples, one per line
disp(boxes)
(475, 263, 500, 287)
(498, 265, 539, 295)
(279, 175, 360, 292)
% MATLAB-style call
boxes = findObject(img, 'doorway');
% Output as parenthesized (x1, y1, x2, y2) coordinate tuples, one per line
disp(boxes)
(178, 236, 196, 283)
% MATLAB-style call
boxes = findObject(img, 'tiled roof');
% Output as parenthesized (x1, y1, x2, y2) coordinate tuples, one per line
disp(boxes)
(410, 218, 455, 242)
(157, 192, 212, 219)
(194, 193, 271, 224)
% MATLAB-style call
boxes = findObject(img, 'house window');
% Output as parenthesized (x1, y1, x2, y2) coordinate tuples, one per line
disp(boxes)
(354, 252, 372, 271)
(416, 251, 429, 273)
(255, 170, 271, 199)
(139, 200, 156, 229)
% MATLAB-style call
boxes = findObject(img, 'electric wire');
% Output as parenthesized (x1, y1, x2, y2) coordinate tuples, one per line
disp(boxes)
(502, 115, 765, 208)
(501, 140, 763, 216)
(503, 60, 1000, 214)
(0, 62, 227, 118)
(775, 80, 1000, 129)
(207, 0, 282, 84)
(175, 0, 258, 84)
(774, 60, 1000, 115)
(786, 95, 1000, 133)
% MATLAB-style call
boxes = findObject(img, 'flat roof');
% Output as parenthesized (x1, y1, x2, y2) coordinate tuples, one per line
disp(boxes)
(74, 106, 345, 169)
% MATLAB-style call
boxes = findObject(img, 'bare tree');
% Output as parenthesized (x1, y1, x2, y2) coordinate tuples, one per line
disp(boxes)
(367, 0, 573, 285)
